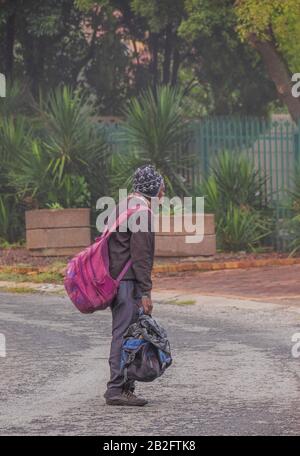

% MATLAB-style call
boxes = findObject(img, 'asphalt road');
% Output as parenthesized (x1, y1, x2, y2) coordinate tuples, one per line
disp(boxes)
(0, 291, 299, 436)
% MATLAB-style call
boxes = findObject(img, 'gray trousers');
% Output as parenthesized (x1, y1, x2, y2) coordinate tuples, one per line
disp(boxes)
(104, 280, 142, 399)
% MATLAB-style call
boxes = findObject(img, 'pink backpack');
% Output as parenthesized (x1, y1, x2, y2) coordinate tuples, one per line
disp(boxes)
(64, 203, 150, 313)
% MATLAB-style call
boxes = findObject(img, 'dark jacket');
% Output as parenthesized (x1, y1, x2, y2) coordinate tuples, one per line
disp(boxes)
(108, 197, 155, 297)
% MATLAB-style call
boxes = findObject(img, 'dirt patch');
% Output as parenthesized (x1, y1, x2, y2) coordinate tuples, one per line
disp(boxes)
(0, 247, 295, 268)
(0, 248, 70, 267)
(153, 264, 300, 301)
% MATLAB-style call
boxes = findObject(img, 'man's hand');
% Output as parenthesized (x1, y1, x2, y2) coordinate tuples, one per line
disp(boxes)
(141, 295, 153, 315)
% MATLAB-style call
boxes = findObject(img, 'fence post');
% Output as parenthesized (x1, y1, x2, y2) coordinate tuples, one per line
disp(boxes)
(295, 119, 300, 166)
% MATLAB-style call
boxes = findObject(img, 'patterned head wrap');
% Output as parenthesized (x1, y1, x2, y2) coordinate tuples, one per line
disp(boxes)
(133, 164, 164, 197)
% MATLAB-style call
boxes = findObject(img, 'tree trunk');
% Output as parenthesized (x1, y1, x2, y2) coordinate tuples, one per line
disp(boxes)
(149, 32, 159, 89)
(248, 32, 300, 122)
(171, 47, 180, 86)
(5, 11, 16, 78)
(163, 24, 173, 85)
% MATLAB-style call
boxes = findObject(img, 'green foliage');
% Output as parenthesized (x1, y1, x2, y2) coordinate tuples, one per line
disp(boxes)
(179, 0, 276, 116)
(0, 80, 32, 118)
(209, 151, 266, 209)
(109, 149, 139, 200)
(0, 115, 32, 242)
(180, 0, 234, 41)
(46, 202, 64, 210)
(0, 86, 109, 242)
(220, 204, 270, 252)
(119, 85, 193, 196)
(0, 0, 281, 115)
(288, 165, 300, 214)
(235, 0, 300, 74)
(132, 0, 184, 32)
(55, 174, 91, 208)
(199, 151, 269, 251)
(38, 86, 108, 183)
(285, 166, 300, 255)
(287, 214, 300, 256)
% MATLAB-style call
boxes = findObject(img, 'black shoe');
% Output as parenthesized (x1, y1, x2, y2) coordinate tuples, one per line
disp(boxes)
(106, 390, 148, 406)
(123, 382, 135, 394)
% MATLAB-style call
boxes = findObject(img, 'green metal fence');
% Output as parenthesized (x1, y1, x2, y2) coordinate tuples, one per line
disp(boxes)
(105, 116, 299, 201)
(104, 116, 300, 248)
(189, 117, 299, 202)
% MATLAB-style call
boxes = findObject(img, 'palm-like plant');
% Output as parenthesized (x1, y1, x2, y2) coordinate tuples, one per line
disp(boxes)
(286, 165, 300, 255)
(0, 80, 32, 118)
(199, 151, 269, 251)
(9, 140, 52, 205)
(0, 86, 111, 242)
(0, 116, 32, 241)
(117, 85, 193, 196)
(0, 116, 31, 168)
(220, 204, 270, 252)
(38, 86, 108, 188)
(210, 151, 266, 210)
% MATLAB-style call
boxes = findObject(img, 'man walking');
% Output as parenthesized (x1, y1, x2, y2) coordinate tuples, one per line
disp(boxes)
(103, 165, 165, 406)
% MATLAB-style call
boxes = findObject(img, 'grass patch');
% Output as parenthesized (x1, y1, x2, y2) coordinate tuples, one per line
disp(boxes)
(28, 271, 64, 284)
(0, 271, 63, 284)
(0, 286, 39, 294)
(0, 262, 66, 284)
(0, 240, 25, 249)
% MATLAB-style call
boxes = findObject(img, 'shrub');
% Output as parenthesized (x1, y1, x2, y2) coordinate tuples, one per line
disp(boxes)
(199, 151, 269, 251)
(220, 205, 271, 252)
(0, 86, 110, 242)
(286, 166, 300, 255)
(112, 85, 194, 197)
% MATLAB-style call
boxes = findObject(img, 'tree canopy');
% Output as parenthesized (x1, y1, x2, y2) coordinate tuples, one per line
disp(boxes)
(0, 0, 299, 117)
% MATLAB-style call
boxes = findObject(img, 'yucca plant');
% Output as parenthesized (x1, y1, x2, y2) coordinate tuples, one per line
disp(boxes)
(0, 194, 25, 243)
(220, 205, 271, 252)
(0, 116, 33, 241)
(0, 87, 110, 242)
(9, 139, 53, 206)
(199, 151, 269, 251)
(116, 85, 193, 196)
(209, 151, 266, 210)
(109, 150, 139, 200)
(37, 86, 109, 193)
(286, 165, 300, 255)
(0, 80, 32, 118)
(0, 195, 10, 241)
(288, 164, 300, 213)
(286, 214, 300, 256)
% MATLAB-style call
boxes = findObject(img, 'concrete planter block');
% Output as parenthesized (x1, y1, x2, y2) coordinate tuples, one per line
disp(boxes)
(154, 213, 216, 257)
(155, 213, 215, 235)
(25, 208, 90, 229)
(26, 208, 91, 256)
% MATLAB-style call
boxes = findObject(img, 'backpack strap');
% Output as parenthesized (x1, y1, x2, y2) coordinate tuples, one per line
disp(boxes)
(103, 204, 151, 238)
(116, 258, 132, 282)
(104, 203, 152, 282)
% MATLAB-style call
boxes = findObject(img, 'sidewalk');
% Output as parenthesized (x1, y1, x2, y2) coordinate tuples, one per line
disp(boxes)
(1, 291, 299, 435)
(1, 263, 300, 304)
(153, 264, 300, 304)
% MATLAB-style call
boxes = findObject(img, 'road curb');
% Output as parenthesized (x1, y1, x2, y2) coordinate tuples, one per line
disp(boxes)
(152, 257, 300, 274)
(1, 257, 300, 281)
